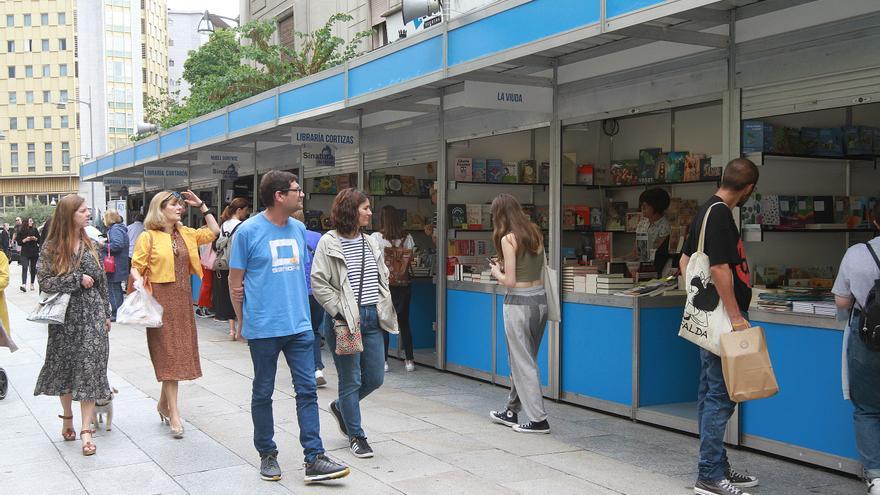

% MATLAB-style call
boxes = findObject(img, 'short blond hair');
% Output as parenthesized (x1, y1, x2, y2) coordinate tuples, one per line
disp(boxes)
(144, 190, 182, 231)
(103, 208, 122, 227)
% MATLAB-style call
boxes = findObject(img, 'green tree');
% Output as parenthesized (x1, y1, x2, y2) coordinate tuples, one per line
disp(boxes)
(138, 14, 371, 136)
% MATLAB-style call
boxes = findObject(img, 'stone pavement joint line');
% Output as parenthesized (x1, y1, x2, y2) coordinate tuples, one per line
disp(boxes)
(0, 264, 862, 494)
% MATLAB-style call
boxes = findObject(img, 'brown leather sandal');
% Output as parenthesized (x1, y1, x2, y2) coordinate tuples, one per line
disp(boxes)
(59, 414, 76, 441)
(80, 429, 96, 456)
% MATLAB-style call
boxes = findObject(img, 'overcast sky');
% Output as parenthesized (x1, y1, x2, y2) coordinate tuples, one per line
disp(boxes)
(167, 0, 240, 20)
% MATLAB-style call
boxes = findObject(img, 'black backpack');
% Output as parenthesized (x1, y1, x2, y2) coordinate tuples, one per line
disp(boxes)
(859, 242, 880, 351)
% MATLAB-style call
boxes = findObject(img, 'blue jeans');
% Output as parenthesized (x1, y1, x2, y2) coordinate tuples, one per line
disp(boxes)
(248, 332, 323, 463)
(697, 347, 737, 482)
(323, 305, 385, 439)
(849, 311, 880, 480)
(108, 281, 124, 318)
(309, 295, 325, 371)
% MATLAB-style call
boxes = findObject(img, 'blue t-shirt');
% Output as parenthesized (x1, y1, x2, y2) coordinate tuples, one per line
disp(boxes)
(303, 229, 322, 295)
(229, 213, 312, 340)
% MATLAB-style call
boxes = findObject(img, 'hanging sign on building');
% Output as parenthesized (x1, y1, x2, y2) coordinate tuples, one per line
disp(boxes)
(102, 177, 143, 187)
(301, 144, 337, 168)
(463, 81, 553, 113)
(196, 151, 251, 180)
(144, 167, 189, 178)
(291, 127, 358, 149)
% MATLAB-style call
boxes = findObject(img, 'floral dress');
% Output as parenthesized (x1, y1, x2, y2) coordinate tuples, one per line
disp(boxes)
(34, 242, 111, 402)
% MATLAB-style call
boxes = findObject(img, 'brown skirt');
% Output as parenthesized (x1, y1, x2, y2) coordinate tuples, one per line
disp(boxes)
(146, 235, 202, 382)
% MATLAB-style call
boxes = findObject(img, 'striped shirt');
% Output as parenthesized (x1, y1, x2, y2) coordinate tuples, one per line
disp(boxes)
(340, 234, 380, 306)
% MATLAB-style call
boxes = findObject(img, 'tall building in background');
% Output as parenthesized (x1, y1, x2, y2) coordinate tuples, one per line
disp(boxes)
(142, 0, 168, 105)
(167, 10, 208, 103)
(0, 0, 81, 210)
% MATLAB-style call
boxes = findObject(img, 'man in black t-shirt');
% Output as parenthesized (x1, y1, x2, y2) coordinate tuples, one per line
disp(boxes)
(680, 158, 759, 495)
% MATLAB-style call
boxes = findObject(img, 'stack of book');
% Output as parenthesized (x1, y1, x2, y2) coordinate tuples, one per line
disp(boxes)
(792, 300, 836, 317)
(561, 264, 600, 293)
(596, 274, 634, 294)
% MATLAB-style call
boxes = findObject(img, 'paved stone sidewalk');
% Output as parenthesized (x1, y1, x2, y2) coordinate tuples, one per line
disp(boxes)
(0, 265, 863, 494)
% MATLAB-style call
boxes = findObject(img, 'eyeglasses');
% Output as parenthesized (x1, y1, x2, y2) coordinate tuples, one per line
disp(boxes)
(279, 187, 302, 194)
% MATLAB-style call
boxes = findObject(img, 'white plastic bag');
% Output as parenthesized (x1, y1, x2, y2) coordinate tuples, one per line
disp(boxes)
(116, 279, 164, 328)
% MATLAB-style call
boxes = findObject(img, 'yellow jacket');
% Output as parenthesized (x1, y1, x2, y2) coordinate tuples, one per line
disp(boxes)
(0, 251, 9, 334)
(131, 227, 216, 283)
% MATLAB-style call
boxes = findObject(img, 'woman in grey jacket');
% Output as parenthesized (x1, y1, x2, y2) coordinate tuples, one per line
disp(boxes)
(310, 188, 398, 460)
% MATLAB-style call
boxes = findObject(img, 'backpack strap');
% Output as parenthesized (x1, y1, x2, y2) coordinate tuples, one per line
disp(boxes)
(866, 242, 880, 271)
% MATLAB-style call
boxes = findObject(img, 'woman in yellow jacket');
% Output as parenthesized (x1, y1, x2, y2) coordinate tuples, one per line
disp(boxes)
(130, 190, 219, 438)
(0, 250, 10, 401)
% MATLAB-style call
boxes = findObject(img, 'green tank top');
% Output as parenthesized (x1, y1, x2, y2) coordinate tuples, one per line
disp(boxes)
(515, 248, 544, 282)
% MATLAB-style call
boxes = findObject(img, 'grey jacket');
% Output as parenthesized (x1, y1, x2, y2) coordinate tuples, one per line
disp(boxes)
(310, 230, 399, 335)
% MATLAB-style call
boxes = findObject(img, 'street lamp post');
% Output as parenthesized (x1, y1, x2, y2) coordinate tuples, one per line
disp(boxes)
(56, 87, 94, 210)
(197, 10, 240, 33)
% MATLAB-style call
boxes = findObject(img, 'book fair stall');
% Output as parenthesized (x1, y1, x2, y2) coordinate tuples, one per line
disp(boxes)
(80, 0, 880, 476)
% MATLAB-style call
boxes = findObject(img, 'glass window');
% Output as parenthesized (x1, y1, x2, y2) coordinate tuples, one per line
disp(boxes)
(42, 39, 49, 51)
(26, 117, 34, 129)
(59, 90, 68, 103)
(23, 14, 31, 27)
(62, 142, 70, 166)
(44, 143, 52, 167)
(25, 65, 33, 77)
(25, 40, 33, 52)
(42, 65, 51, 77)
(41, 13, 49, 26)
(9, 118, 17, 130)
(15, 196, 25, 207)
(58, 12, 66, 25)
(58, 38, 67, 51)
(6, 40, 14, 53)
(27, 143, 35, 166)
(8, 92, 15, 104)
(4, 197, 12, 207)
(59, 64, 67, 76)
(60, 115, 69, 128)
(25, 91, 33, 103)
(5, 15, 13, 28)
(42, 90, 50, 103)
(10, 144, 18, 168)
(7, 67, 14, 78)
(43, 116, 51, 128)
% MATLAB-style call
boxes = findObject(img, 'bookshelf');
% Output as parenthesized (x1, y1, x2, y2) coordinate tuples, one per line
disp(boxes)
(760, 226, 875, 234)
(745, 151, 879, 166)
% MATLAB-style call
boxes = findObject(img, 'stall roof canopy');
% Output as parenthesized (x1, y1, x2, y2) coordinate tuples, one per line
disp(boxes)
(82, 0, 825, 181)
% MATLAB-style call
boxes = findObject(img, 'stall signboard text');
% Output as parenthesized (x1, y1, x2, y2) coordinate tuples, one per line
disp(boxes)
(463, 81, 553, 113)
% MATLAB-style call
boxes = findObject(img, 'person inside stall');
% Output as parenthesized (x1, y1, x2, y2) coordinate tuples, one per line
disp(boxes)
(627, 188, 672, 276)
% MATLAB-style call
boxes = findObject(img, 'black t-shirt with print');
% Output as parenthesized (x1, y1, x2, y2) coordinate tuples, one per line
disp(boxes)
(681, 195, 752, 313)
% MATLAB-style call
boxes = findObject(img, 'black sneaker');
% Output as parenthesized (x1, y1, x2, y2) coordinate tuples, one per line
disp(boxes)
(489, 408, 518, 427)
(349, 436, 374, 458)
(725, 468, 758, 488)
(329, 400, 347, 438)
(694, 479, 750, 495)
(303, 454, 350, 483)
(259, 452, 282, 481)
(512, 419, 550, 434)
(194, 307, 208, 318)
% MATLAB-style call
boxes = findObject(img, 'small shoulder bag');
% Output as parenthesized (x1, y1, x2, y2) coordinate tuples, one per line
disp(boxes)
(333, 235, 366, 355)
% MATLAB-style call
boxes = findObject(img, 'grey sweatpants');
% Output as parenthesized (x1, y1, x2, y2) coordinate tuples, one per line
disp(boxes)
(503, 286, 549, 423)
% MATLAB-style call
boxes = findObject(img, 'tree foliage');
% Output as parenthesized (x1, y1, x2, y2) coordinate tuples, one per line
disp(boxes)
(141, 14, 371, 135)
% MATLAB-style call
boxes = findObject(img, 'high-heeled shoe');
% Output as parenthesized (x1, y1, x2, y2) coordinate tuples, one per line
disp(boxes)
(169, 421, 184, 439)
(59, 414, 76, 441)
(157, 405, 170, 424)
(80, 429, 96, 456)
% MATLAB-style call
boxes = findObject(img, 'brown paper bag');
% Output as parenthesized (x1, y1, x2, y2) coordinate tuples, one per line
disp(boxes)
(719, 326, 778, 402)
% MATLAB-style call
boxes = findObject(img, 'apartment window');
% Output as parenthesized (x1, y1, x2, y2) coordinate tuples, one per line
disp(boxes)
(44, 143, 53, 168)
(7, 67, 14, 78)
(60, 115, 69, 128)
(27, 143, 35, 168)
(9, 144, 19, 169)
(26, 117, 34, 129)
(26, 91, 33, 104)
(169, 59, 174, 67)
(59, 90, 68, 103)
(5, 15, 13, 28)
(142, 68, 147, 83)
(6, 41, 14, 53)
(43, 90, 50, 103)
(42, 39, 49, 51)
(8, 92, 16, 104)
(25, 65, 33, 78)
(43, 116, 52, 128)
(41, 13, 49, 26)
(59, 64, 67, 76)
(58, 38, 67, 50)
(42, 65, 51, 77)
(23, 14, 31, 27)
(25, 40, 33, 52)
(58, 12, 66, 25)
(169, 38, 174, 47)
(9, 118, 17, 130)
(61, 142, 70, 170)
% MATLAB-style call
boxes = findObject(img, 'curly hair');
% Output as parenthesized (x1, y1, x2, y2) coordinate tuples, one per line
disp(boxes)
(331, 188, 370, 236)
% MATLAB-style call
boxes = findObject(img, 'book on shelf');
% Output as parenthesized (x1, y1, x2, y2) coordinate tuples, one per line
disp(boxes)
(625, 212, 643, 233)
(454, 158, 473, 182)
(369, 172, 385, 196)
(573, 206, 591, 230)
(472, 159, 487, 182)
(448, 204, 466, 228)
(638, 148, 661, 184)
(812, 195, 834, 224)
(384, 175, 403, 195)
(665, 151, 687, 183)
(418, 179, 434, 198)
(777, 195, 799, 228)
(654, 153, 667, 183)
(833, 196, 851, 225)
(796, 196, 815, 225)
(534, 205, 549, 229)
(700, 155, 722, 180)
(576, 164, 594, 185)
(759, 194, 780, 226)
(590, 208, 603, 230)
(502, 161, 519, 183)
(336, 173, 353, 191)
(313, 176, 337, 194)
(740, 197, 761, 225)
(594, 232, 612, 261)
(606, 201, 628, 231)
(684, 153, 703, 182)
(539, 162, 551, 184)
(563, 153, 577, 184)
(466, 204, 483, 227)
(520, 160, 538, 183)
(562, 206, 577, 230)
(611, 160, 639, 185)
(482, 204, 492, 229)
(400, 176, 418, 196)
(487, 159, 504, 183)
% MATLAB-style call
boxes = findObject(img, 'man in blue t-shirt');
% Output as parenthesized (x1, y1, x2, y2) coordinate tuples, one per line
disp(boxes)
(229, 170, 349, 484)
